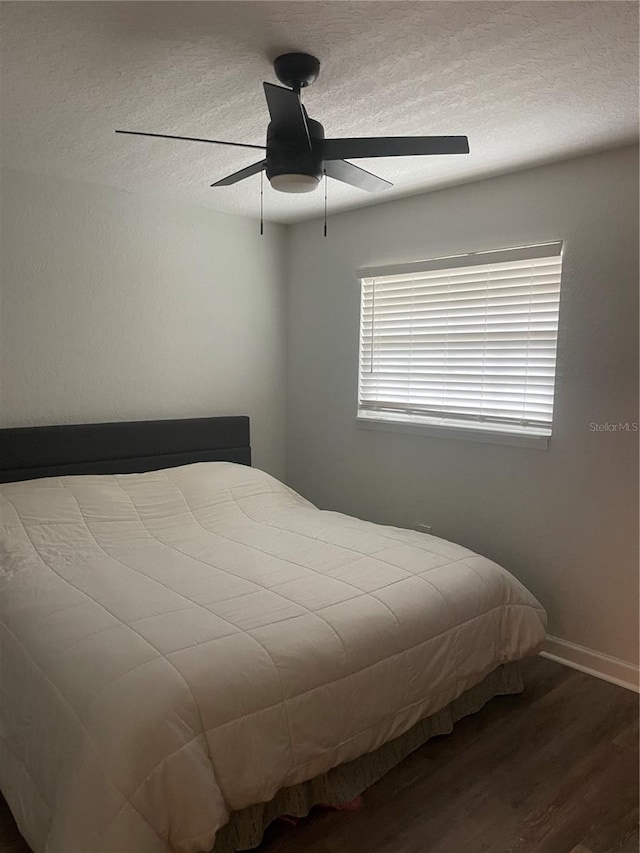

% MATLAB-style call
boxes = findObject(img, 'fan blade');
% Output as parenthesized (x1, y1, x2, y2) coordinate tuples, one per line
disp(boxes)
(263, 83, 311, 149)
(115, 130, 265, 151)
(323, 136, 469, 160)
(211, 160, 266, 187)
(324, 160, 392, 193)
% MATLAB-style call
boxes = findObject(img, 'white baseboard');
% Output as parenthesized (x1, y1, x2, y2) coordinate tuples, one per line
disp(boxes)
(540, 635, 639, 693)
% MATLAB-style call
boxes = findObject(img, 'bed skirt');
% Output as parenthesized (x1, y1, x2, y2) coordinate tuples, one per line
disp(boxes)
(211, 661, 524, 853)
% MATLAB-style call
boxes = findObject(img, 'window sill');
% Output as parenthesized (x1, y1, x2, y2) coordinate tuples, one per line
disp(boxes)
(356, 413, 550, 449)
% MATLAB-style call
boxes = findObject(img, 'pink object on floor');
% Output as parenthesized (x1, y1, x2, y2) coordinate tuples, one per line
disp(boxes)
(275, 795, 364, 827)
(322, 796, 364, 811)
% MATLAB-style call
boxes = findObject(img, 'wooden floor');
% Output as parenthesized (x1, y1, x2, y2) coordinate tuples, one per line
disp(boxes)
(1, 657, 637, 853)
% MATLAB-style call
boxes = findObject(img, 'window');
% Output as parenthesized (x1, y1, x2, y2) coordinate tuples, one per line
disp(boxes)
(357, 242, 563, 442)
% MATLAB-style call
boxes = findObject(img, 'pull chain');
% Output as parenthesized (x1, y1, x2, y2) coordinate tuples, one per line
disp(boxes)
(260, 169, 264, 236)
(323, 169, 328, 237)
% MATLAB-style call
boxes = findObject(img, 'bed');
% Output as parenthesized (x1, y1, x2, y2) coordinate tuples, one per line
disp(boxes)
(0, 416, 546, 853)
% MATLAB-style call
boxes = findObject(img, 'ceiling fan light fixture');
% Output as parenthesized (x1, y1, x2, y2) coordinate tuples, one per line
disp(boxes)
(269, 173, 320, 193)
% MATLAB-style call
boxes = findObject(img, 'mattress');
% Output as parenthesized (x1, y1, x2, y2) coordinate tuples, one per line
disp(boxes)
(0, 462, 546, 853)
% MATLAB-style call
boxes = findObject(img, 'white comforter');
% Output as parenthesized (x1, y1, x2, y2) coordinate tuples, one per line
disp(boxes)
(0, 463, 546, 853)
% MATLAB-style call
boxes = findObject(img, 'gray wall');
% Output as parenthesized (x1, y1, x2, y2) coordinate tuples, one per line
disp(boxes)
(286, 145, 639, 666)
(0, 168, 287, 477)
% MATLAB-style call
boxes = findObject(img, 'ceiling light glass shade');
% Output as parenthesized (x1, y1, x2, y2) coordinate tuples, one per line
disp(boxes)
(269, 174, 320, 193)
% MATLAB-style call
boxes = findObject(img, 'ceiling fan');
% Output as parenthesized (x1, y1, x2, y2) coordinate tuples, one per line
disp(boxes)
(116, 52, 469, 195)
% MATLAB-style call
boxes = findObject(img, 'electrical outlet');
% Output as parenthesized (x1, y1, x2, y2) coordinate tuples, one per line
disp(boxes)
(418, 523, 432, 534)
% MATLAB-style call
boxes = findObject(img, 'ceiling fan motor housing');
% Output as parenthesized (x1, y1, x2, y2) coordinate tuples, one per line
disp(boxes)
(265, 116, 325, 184)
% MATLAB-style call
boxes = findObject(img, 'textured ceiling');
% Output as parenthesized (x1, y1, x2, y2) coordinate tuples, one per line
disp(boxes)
(1, 1, 638, 223)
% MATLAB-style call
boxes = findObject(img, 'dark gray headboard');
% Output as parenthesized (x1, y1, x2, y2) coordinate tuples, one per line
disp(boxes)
(0, 416, 251, 483)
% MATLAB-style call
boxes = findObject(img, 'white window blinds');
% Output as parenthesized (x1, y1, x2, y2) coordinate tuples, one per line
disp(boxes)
(358, 243, 563, 436)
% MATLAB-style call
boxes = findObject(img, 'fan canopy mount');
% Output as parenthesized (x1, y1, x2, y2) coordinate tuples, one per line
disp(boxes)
(115, 51, 469, 195)
(273, 52, 321, 93)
